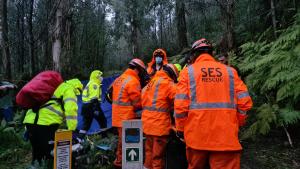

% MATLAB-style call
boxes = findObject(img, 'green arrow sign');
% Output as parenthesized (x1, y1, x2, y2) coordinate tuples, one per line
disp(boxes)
(126, 148, 139, 162)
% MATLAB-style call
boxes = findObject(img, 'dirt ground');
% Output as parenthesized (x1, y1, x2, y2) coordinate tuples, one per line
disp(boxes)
(1, 129, 299, 169)
(241, 137, 300, 169)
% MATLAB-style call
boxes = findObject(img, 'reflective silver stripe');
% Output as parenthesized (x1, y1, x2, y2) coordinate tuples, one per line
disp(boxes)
(188, 66, 197, 102)
(152, 78, 163, 106)
(237, 109, 247, 115)
(237, 92, 250, 99)
(190, 102, 236, 109)
(66, 116, 77, 120)
(44, 105, 64, 117)
(226, 67, 235, 103)
(175, 112, 188, 118)
(113, 101, 132, 106)
(143, 78, 169, 113)
(64, 98, 77, 103)
(143, 106, 169, 113)
(187, 65, 236, 110)
(175, 94, 189, 100)
(113, 77, 132, 106)
(118, 77, 132, 100)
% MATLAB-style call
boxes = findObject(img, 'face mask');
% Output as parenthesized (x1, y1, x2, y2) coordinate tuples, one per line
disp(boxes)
(155, 57, 163, 64)
(99, 76, 103, 82)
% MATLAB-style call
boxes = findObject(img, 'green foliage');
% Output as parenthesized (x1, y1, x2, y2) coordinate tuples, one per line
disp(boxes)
(73, 134, 118, 169)
(0, 126, 32, 169)
(236, 13, 300, 139)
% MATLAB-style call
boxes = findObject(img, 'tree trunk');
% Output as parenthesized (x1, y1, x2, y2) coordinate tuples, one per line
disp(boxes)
(227, 0, 234, 50)
(131, 18, 139, 58)
(28, 0, 35, 75)
(52, 0, 63, 72)
(154, 6, 157, 41)
(44, 0, 51, 69)
(0, 0, 11, 80)
(16, 1, 25, 73)
(270, 0, 277, 38)
(61, 0, 72, 76)
(130, 1, 139, 58)
(0, 0, 2, 75)
(159, 2, 163, 47)
(176, 0, 188, 50)
(218, 0, 235, 53)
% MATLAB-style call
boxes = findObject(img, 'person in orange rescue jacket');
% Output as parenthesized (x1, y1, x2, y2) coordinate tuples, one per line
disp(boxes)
(147, 48, 168, 77)
(174, 38, 253, 169)
(142, 64, 179, 169)
(112, 58, 147, 169)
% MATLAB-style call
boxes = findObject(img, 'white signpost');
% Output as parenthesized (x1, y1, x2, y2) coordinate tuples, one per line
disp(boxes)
(122, 120, 143, 169)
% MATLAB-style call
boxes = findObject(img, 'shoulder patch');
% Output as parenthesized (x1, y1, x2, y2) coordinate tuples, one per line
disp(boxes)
(93, 84, 98, 90)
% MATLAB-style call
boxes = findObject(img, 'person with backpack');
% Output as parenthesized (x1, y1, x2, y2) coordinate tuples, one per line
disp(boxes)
(23, 78, 83, 165)
(78, 70, 107, 138)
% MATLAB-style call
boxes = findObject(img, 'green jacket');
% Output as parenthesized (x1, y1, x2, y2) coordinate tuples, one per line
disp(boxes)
(82, 70, 103, 103)
(23, 79, 83, 131)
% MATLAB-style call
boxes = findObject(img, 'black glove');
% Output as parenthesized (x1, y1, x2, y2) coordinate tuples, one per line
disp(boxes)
(176, 131, 184, 140)
(72, 129, 86, 142)
(91, 99, 100, 107)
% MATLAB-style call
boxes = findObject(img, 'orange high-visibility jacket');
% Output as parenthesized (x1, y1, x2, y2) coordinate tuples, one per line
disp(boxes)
(141, 70, 176, 136)
(112, 69, 142, 127)
(175, 53, 253, 151)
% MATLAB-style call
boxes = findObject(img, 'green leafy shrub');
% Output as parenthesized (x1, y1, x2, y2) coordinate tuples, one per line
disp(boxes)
(232, 13, 300, 140)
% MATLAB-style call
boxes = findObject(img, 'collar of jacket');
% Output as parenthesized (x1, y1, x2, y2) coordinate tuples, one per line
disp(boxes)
(194, 53, 216, 63)
(124, 68, 140, 81)
(155, 70, 172, 81)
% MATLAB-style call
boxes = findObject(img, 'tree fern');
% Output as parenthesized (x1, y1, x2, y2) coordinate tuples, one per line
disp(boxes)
(236, 12, 300, 140)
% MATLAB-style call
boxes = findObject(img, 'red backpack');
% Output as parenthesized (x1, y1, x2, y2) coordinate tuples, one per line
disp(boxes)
(16, 71, 63, 109)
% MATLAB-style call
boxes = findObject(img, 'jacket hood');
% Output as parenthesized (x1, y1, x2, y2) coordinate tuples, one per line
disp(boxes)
(147, 49, 168, 75)
(90, 70, 103, 83)
(65, 78, 83, 95)
(148, 48, 168, 68)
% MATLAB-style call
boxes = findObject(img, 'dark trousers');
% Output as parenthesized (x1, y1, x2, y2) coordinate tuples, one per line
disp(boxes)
(81, 103, 107, 131)
(25, 124, 59, 164)
(0, 107, 13, 122)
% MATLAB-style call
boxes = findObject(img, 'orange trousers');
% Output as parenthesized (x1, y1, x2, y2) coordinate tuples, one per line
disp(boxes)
(186, 147, 241, 169)
(144, 135, 168, 169)
(113, 127, 122, 168)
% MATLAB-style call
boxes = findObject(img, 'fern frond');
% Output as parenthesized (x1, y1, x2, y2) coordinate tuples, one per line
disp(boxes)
(239, 12, 300, 139)
(278, 108, 300, 126)
(241, 121, 259, 140)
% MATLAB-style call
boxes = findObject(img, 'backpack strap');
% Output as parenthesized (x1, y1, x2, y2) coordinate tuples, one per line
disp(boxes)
(32, 97, 64, 125)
